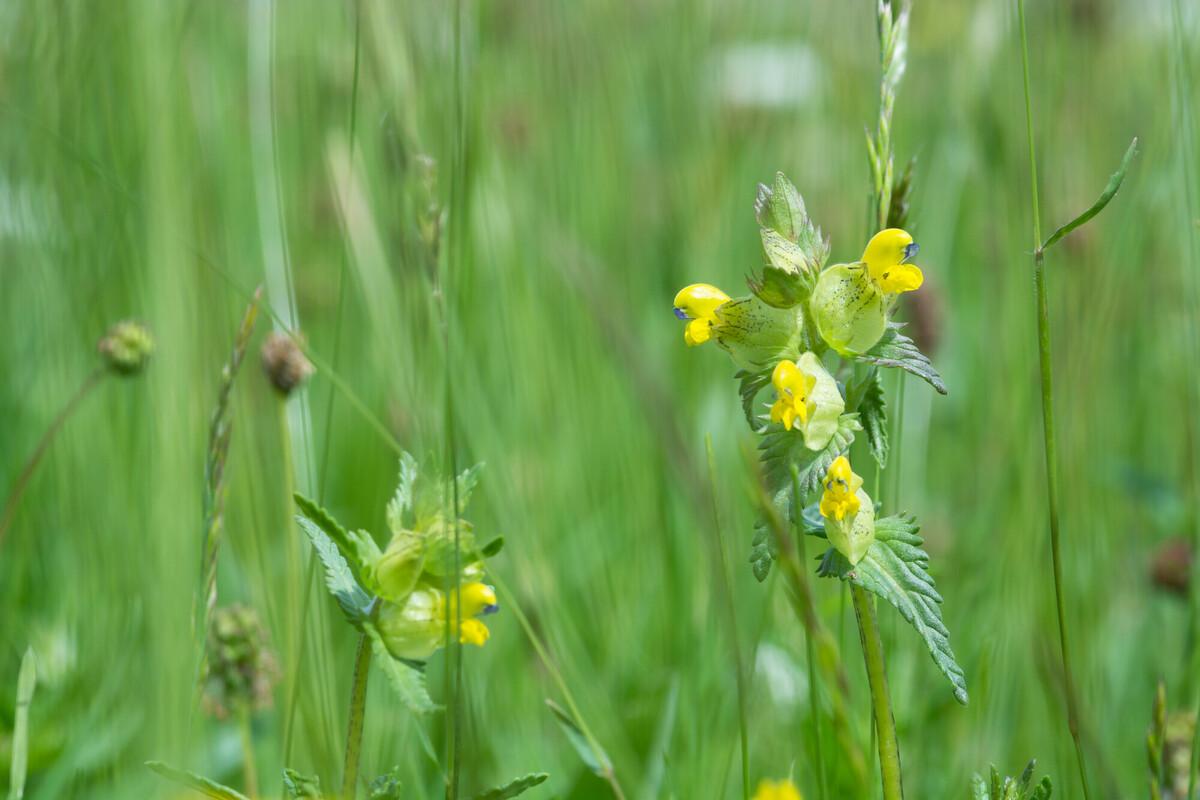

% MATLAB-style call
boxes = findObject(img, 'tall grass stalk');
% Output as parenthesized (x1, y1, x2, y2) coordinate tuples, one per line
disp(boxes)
(340, 631, 372, 798)
(1015, 2, 1092, 797)
(791, 470, 826, 800)
(0, 367, 104, 549)
(704, 436, 750, 800)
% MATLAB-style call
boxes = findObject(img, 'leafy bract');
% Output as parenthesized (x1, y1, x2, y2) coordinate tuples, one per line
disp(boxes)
(145, 762, 250, 800)
(295, 513, 373, 627)
(472, 773, 551, 800)
(282, 768, 323, 798)
(818, 515, 967, 704)
(736, 367, 773, 432)
(858, 370, 889, 467)
(364, 623, 438, 715)
(855, 323, 947, 395)
(970, 760, 1053, 800)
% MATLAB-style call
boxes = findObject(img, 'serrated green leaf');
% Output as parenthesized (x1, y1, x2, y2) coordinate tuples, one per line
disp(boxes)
(8, 647, 36, 800)
(282, 768, 323, 798)
(296, 515, 373, 627)
(364, 624, 438, 715)
(472, 772, 550, 800)
(970, 773, 989, 800)
(455, 462, 484, 513)
(480, 536, 505, 558)
(760, 413, 861, 499)
(546, 699, 611, 777)
(1041, 137, 1137, 252)
(386, 452, 420, 533)
(818, 515, 967, 704)
(969, 761, 1051, 800)
(367, 766, 403, 798)
(748, 521, 775, 582)
(855, 323, 947, 395)
(735, 367, 773, 432)
(858, 370, 888, 468)
(145, 762, 251, 800)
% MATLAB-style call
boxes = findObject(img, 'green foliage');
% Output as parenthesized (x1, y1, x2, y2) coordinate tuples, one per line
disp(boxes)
(295, 513, 373, 627)
(386, 452, 419, 533)
(479, 536, 505, 558)
(970, 760, 1053, 800)
(1041, 138, 1137, 252)
(858, 370, 889, 467)
(367, 767, 404, 798)
(282, 768, 323, 798)
(818, 515, 968, 704)
(736, 367, 773, 432)
(546, 699, 612, 778)
(471, 772, 550, 799)
(7, 648, 35, 800)
(855, 323, 947, 395)
(364, 624, 438, 715)
(747, 251, 806, 309)
(144, 762, 249, 800)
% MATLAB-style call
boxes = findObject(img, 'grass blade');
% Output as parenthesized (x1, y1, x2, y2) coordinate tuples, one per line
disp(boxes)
(1041, 138, 1138, 252)
(6, 648, 36, 800)
(145, 761, 250, 800)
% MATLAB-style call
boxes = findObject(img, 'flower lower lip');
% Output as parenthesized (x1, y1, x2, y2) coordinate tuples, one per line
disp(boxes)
(673, 307, 689, 320)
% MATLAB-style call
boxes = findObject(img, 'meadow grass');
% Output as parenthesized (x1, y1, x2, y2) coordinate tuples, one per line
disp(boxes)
(1, 1, 1198, 798)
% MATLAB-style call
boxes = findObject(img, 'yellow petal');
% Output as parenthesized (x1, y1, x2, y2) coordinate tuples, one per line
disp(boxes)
(674, 283, 731, 320)
(771, 359, 800, 393)
(460, 619, 490, 647)
(861, 228, 915, 281)
(684, 318, 712, 346)
(770, 398, 786, 425)
(877, 262, 923, 294)
(458, 582, 497, 617)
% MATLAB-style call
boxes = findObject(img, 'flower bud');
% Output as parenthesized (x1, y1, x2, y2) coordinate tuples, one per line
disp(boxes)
(97, 321, 154, 376)
(373, 532, 425, 604)
(261, 332, 314, 395)
(819, 456, 875, 565)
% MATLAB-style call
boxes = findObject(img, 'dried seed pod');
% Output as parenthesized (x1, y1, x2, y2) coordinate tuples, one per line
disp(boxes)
(260, 332, 314, 395)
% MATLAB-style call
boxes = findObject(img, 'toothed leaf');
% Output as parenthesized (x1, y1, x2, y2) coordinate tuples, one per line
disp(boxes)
(296, 514, 373, 627)
(364, 623, 438, 715)
(472, 773, 551, 800)
(859, 370, 889, 467)
(855, 323, 947, 395)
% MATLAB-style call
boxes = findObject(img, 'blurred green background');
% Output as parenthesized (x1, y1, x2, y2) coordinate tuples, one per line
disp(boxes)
(1, 0, 1197, 797)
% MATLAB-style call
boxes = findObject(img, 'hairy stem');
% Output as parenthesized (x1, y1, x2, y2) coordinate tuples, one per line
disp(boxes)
(341, 633, 372, 798)
(1016, 2, 1093, 798)
(0, 367, 105, 549)
(851, 585, 902, 800)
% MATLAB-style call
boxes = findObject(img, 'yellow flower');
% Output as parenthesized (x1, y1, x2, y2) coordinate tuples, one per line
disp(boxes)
(753, 778, 802, 800)
(862, 228, 923, 295)
(819, 456, 875, 564)
(769, 352, 845, 450)
(819, 455, 862, 521)
(460, 618, 490, 646)
(673, 283, 731, 346)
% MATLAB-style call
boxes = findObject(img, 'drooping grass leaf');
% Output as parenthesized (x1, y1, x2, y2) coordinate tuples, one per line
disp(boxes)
(818, 515, 968, 704)
(295, 514, 373, 627)
(858, 370, 888, 468)
(1041, 137, 1137, 252)
(282, 768, 323, 798)
(855, 323, 947, 395)
(7, 647, 36, 800)
(472, 772, 550, 799)
(145, 761, 250, 800)
(735, 367, 773, 432)
(364, 623, 438, 715)
(546, 699, 611, 777)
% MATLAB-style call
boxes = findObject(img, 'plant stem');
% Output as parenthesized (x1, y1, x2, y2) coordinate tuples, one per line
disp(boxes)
(341, 633, 372, 799)
(239, 708, 260, 799)
(0, 367, 105, 549)
(704, 437, 750, 800)
(792, 477, 826, 800)
(850, 585, 902, 800)
(1016, 3, 1093, 798)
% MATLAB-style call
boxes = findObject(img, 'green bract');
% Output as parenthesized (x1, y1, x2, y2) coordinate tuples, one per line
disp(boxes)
(823, 489, 875, 565)
(710, 296, 807, 372)
(796, 352, 844, 451)
(811, 263, 887, 355)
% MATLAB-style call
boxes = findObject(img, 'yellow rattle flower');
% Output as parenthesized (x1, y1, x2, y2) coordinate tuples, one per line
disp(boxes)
(673, 283, 731, 346)
(769, 352, 845, 450)
(862, 228, 923, 294)
(753, 778, 802, 800)
(819, 455, 875, 565)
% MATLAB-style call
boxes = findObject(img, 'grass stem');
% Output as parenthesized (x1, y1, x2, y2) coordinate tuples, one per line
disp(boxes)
(792, 473, 826, 800)
(0, 367, 105, 548)
(341, 632, 372, 798)
(1016, 2, 1093, 797)
(238, 708, 260, 799)
(850, 585, 902, 800)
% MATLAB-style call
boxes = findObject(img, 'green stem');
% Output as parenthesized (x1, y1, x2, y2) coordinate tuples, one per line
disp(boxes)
(704, 437, 750, 800)
(793, 479, 826, 800)
(1016, 3, 1093, 798)
(239, 708, 260, 799)
(341, 633, 372, 799)
(850, 585, 902, 800)
(0, 367, 105, 548)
